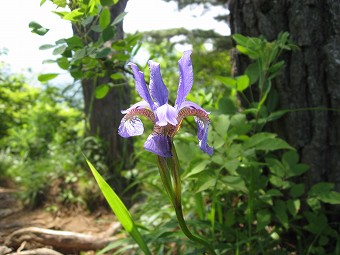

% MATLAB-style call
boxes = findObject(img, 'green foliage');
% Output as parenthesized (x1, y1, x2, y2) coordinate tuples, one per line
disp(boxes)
(87, 158, 152, 255)
(0, 65, 91, 207)
(35, 0, 141, 95)
(103, 32, 340, 254)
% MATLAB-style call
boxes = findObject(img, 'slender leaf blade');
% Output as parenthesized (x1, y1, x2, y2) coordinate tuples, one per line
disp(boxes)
(85, 159, 151, 255)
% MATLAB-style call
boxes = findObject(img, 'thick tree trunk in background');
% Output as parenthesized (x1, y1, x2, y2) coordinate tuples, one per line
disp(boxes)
(229, 1, 340, 189)
(79, 0, 134, 192)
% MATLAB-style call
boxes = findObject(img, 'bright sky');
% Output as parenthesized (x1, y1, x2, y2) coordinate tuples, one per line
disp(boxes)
(0, 0, 229, 84)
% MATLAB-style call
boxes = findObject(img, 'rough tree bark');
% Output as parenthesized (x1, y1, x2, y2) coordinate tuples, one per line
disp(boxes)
(78, 0, 134, 191)
(229, 0, 340, 189)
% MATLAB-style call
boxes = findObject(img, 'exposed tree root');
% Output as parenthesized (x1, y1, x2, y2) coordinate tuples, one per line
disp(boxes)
(5, 222, 122, 254)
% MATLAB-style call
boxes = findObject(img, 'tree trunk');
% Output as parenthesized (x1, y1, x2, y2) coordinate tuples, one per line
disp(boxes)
(79, 0, 134, 192)
(229, 0, 340, 189)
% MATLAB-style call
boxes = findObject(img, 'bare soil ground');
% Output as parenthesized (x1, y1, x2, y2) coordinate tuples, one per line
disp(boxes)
(0, 187, 119, 255)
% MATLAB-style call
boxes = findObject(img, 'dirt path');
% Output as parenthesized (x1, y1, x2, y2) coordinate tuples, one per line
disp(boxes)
(0, 187, 118, 254)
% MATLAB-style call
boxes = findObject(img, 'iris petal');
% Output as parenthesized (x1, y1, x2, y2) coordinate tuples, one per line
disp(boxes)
(129, 63, 155, 110)
(148, 60, 168, 106)
(155, 104, 178, 126)
(194, 117, 214, 155)
(175, 50, 194, 110)
(118, 116, 144, 138)
(121, 101, 151, 114)
(144, 134, 172, 157)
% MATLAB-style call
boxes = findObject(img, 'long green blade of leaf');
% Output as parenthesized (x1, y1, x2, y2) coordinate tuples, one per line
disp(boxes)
(85, 158, 151, 255)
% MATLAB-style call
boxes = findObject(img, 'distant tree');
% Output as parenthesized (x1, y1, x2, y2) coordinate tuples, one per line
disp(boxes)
(229, 1, 340, 190)
(35, 0, 138, 197)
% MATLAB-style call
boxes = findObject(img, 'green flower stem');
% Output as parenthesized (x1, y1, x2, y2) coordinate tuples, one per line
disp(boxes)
(156, 142, 217, 255)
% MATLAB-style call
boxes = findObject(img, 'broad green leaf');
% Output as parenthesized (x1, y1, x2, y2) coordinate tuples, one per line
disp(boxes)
(102, 26, 116, 41)
(185, 160, 210, 178)
(95, 84, 110, 99)
(94, 48, 111, 58)
(63, 9, 84, 21)
(52, 0, 67, 7)
(309, 182, 334, 196)
(256, 209, 271, 231)
(85, 159, 151, 255)
(287, 199, 300, 217)
(39, 44, 55, 50)
(290, 183, 305, 198)
(304, 211, 328, 234)
(236, 75, 250, 92)
(214, 114, 230, 137)
(243, 132, 293, 151)
(40, 0, 47, 6)
(245, 62, 259, 85)
(99, 8, 111, 30)
(220, 175, 247, 193)
(29, 21, 49, 36)
(266, 157, 285, 177)
(66, 36, 84, 49)
(273, 200, 289, 229)
(317, 191, 340, 205)
(216, 76, 236, 87)
(38, 73, 59, 82)
(57, 57, 70, 70)
(53, 44, 67, 55)
(110, 73, 125, 80)
(195, 172, 217, 193)
(111, 12, 127, 26)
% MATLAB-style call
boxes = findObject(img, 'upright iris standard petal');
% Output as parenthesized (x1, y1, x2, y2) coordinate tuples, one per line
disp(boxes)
(148, 60, 168, 106)
(175, 50, 194, 109)
(155, 104, 178, 126)
(144, 134, 172, 158)
(129, 63, 155, 110)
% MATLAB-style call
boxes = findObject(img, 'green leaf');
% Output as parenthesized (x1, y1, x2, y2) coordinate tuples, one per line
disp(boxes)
(38, 73, 59, 82)
(111, 12, 127, 26)
(245, 63, 259, 85)
(256, 209, 271, 231)
(57, 57, 70, 70)
(66, 36, 84, 49)
(243, 132, 294, 151)
(185, 160, 210, 178)
(214, 114, 230, 137)
(85, 159, 151, 255)
(236, 75, 250, 92)
(53, 44, 67, 55)
(317, 191, 340, 205)
(290, 183, 305, 198)
(52, 0, 67, 7)
(102, 26, 116, 41)
(100, 0, 117, 6)
(40, 0, 47, 6)
(287, 199, 300, 217)
(29, 21, 49, 36)
(63, 9, 84, 21)
(110, 73, 125, 80)
(194, 171, 217, 193)
(99, 8, 111, 30)
(95, 84, 110, 99)
(273, 200, 289, 229)
(94, 48, 111, 58)
(216, 76, 236, 87)
(39, 44, 56, 50)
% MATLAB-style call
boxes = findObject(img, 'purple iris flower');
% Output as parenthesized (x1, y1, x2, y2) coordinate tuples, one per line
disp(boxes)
(118, 51, 213, 158)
